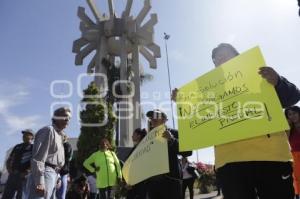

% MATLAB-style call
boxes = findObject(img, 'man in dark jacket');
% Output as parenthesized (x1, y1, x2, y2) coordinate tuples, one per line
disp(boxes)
(3, 129, 34, 199)
(146, 109, 191, 199)
(56, 134, 73, 199)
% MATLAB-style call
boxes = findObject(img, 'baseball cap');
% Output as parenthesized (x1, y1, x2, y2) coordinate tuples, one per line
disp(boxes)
(21, 129, 34, 136)
(146, 109, 168, 120)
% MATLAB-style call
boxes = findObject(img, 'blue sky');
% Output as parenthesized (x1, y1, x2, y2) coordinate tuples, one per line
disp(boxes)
(1, 0, 300, 167)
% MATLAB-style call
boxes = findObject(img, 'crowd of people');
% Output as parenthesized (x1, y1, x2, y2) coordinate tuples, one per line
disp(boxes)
(2, 43, 300, 199)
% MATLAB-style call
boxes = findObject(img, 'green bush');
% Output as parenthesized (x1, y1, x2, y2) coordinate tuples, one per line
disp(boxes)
(76, 82, 116, 170)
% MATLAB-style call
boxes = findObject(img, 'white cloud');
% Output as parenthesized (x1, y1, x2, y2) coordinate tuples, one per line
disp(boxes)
(4, 114, 40, 135)
(169, 49, 185, 62)
(0, 80, 42, 135)
(0, 100, 13, 112)
(224, 34, 237, 44)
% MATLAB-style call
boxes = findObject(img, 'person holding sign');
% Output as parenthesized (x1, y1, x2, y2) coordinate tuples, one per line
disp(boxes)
(126, 128, 148, 199)
(212, 44, 300, 199)
(172, 43, 300, 199)
(146, 109, 191, 199)
(83, 138, 122, 199)
(285, 106, 300, 199)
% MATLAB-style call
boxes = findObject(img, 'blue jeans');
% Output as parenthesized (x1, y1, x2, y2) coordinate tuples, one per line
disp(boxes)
(56, 174, 68, 199)
(25, 166, 59, 199)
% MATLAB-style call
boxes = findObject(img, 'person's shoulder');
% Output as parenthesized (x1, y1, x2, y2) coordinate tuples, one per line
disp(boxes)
(110, 150, 118, 157)
(167, 128, 178, 133)
(109, 150, 116, 154)
(65, 141, 72, 147)
(167, 128, 178, 137)
(15, 143, 24, 147)
(35, 126, 54, 138)
(36, 126, 52, 133)
(65, 142, 73, 152)
(92, 150, 102, 157)
(13, 143, 24, 150)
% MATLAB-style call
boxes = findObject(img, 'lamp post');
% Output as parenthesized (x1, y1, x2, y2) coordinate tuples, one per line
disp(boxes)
(163, 32, 175, 128)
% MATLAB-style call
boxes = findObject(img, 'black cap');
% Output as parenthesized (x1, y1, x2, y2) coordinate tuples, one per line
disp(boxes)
(21, 129, 34, 136)
(146, 109, 168, 119)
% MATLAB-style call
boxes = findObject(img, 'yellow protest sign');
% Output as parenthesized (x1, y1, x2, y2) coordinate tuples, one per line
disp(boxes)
(177, 46, 289, 151)
(122, 125, 169, 185)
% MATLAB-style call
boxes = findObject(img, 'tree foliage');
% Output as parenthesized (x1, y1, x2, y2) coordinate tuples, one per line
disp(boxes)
(76, 82, 116, 169)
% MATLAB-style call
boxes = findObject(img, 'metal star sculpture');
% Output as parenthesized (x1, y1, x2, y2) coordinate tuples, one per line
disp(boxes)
(73, 0, 160, 76)
(73, 0, 161, 146)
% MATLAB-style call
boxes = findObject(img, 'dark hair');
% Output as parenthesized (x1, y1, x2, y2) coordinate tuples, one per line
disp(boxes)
(284, 106, 300, 130)
(73, 174, 87, 184)
(54, 107, 71, 116)
(72, 174, 88, 190)
(211, 43, 239, 60)
(134, 128, 147, 139)
(52, 107, 71, 123)
(99, 137, 112, 150)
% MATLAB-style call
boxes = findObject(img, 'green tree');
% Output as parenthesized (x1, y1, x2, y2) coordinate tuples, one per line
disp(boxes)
(76, 82, 116, 169)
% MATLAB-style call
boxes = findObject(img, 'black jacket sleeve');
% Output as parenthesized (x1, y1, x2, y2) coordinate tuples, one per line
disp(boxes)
(64, 142, 73, 162)
(168, 129, 193, 157)
(60, 142, 73, 175)
(6, 145, 18, 172)
(275, 76, 300, 108)
(5, 144, 22, 172)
